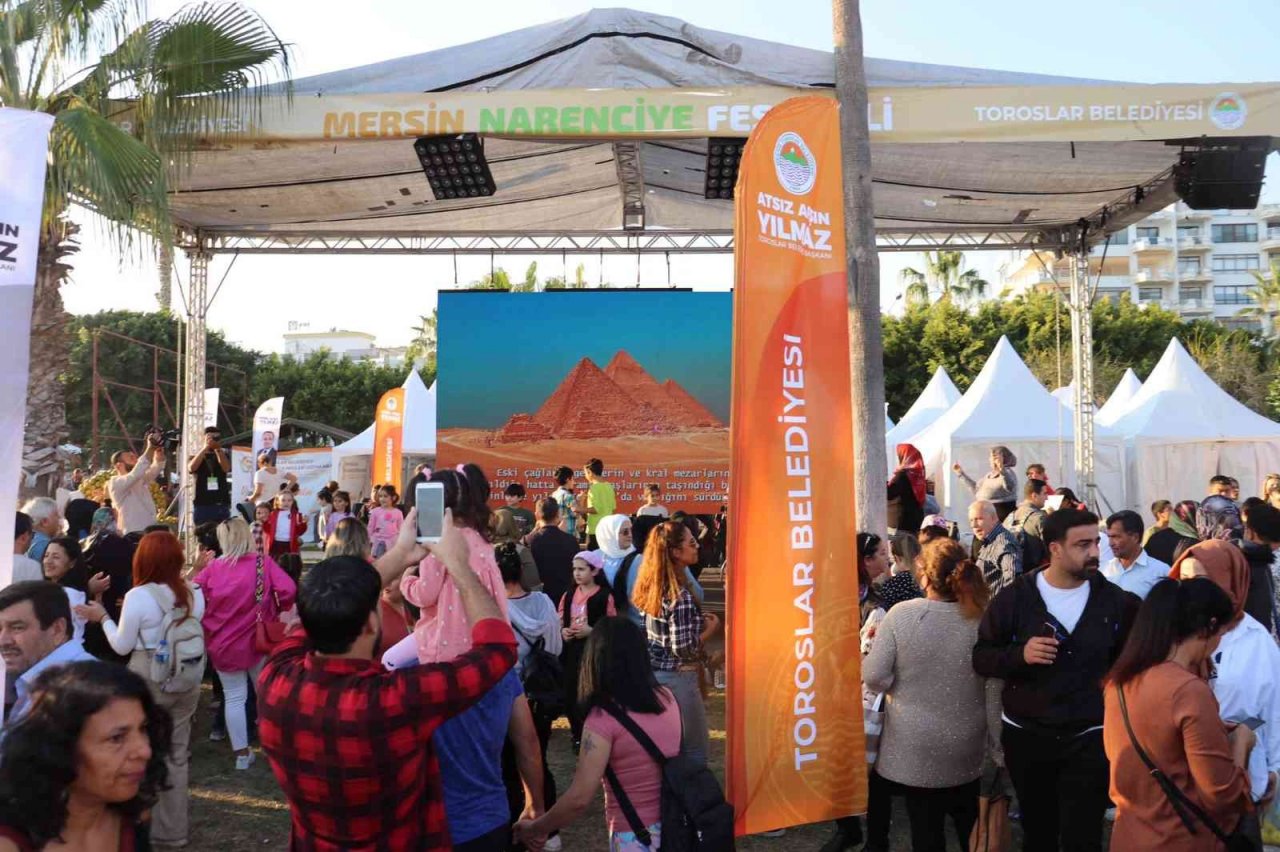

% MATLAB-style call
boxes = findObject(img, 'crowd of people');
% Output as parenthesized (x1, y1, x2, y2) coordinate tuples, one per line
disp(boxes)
(823, 441, 1280, 851)
(1, 450, 729, 851)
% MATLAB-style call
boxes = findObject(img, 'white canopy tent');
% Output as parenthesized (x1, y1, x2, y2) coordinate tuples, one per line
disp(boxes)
(910, 337, 1128, 518)
(1105, 340, 1280, 512)
(886, 366, 961, 458)
(1096, 369, 1144, 425)
(330, 372, 437, 496)
(1051, 383, 1076, 409)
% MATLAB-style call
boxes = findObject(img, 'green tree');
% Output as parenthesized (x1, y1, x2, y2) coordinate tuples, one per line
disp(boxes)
(1238, 260, 1280, 330)
(251, 351, 412, 435)
(64, 311, 259, 462)
(899, 251, 989, 306)
(471, 268, 513, 290)
(406, 309, 437, 374)
(4, 0, 291, 492)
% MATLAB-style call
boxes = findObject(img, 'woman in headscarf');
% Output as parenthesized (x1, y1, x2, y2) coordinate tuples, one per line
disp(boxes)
(1145, 500, 1199, 566)
(953, 445, 1019, 523)
(887, 443, 927, 535)
(596, 513, 702, 629)
(1174, 541, 1280, 812)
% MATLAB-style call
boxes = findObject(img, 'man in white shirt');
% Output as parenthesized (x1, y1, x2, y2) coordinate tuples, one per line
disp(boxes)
(1101, 509, 1170, 599)
(10, 513, 44, 585)
(0, 582, 93, 724)
(107, 431, 165, 535)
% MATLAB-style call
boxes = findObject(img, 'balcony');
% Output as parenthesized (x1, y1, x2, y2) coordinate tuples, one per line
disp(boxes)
(1133, 237, 1172, 254)
(1135, 267, 1172, 284)
(1178, 208, 1214, 221)
(1178, 299, 1213, 315)
(1262, 227, 1280, 253)
(1177, 234, 1212, 252)
(1178, 266, 1212, 282)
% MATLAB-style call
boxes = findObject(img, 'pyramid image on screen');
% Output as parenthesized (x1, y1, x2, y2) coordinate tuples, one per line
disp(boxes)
(497, 351, 724, 442)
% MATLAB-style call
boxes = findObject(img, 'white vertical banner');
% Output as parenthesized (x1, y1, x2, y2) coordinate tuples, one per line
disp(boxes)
(203, 388, 220, 429)
(0, 108, 56, 594)
(251, 396, 284, 467)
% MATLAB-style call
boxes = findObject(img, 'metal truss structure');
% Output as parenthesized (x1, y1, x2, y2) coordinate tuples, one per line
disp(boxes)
(182, 226, 1090, 256)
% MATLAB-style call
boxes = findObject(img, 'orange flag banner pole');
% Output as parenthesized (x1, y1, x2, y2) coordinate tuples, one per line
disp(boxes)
(372, 388, 406, 496)
(726, 96, 864, 837)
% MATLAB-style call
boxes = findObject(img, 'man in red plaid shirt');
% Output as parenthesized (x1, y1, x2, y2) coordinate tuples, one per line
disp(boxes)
(257, 508, 516, 851)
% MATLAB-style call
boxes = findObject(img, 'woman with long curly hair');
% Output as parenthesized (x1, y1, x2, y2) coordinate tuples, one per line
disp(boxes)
(631, 520, 718, 766)
(0, 660, 172, 851)
(76, 530, 205, 847)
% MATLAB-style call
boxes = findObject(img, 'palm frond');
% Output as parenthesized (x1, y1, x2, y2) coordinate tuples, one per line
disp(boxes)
(45, 98, 168, 247)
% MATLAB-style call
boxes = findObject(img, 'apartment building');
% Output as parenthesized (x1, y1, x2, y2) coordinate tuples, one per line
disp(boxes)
(282, 328, 410, 367)
(1001, 203, 1280, 333)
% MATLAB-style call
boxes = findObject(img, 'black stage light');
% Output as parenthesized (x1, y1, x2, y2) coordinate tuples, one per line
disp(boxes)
(703, 138, 746, 200)
(413, 133, 496, 200)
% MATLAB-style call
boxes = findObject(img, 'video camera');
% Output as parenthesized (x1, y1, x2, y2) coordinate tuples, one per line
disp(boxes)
(147, 426, 184, 453)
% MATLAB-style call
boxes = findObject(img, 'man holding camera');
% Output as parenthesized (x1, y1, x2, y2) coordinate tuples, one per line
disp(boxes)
(107, 430, 165, 535)
(189, 426, 232, 525)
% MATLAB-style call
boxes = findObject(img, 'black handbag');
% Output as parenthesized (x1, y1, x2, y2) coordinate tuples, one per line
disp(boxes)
(1116, 684, 1261, 852)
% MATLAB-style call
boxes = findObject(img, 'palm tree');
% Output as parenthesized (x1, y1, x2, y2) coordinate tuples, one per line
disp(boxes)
(3, 0, 290, 493)
(900, 251, 989, 306)
(406, 309, 437, 367)
(1238, 261, 1280, 335)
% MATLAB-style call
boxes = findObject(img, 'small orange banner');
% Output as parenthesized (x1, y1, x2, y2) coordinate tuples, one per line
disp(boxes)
(726, 96, 863, 836)
(372, 388, 406, 496)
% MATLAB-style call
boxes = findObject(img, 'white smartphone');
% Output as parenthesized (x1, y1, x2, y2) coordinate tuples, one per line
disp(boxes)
(416, 482, 446, 543)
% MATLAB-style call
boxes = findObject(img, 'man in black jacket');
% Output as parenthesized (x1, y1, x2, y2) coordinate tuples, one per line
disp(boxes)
(973, 507, 1140, 852)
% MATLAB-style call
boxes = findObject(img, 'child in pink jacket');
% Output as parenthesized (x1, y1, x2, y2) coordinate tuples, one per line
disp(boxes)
(381, 465, 508, 669)
(366, 485, 404, 557)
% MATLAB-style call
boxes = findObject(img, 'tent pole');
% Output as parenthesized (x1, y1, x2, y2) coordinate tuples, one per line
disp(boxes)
(834, 0, 888, 537)
(181, 243, 210, 564)
(1068, 249, 1096, 508)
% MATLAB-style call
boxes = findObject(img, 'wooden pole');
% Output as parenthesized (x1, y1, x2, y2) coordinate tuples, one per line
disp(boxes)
(833, 0, 888, 536)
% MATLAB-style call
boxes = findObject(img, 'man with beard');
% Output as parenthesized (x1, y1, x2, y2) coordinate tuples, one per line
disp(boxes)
(973, 508, 1140, 852)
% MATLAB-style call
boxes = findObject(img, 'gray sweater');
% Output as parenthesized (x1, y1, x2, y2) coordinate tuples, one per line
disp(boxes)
(958, 467, 1018, 504)
(863, 598, 1002, 788)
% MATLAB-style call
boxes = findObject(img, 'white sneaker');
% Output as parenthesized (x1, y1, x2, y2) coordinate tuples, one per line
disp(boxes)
(760, 829, 787, 837)
(544, 837, 563, 851)
(235, 752, 256, 771)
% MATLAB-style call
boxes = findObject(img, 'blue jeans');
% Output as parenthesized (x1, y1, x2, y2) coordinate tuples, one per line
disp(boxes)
(654, 669, 709, 766)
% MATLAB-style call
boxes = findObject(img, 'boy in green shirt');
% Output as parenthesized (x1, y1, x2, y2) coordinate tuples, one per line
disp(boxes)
(583, 457, 616, 549)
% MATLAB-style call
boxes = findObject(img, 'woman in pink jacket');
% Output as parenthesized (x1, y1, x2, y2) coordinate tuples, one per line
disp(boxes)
(381, 464, 508, 669)
(193, 518, 296, 770)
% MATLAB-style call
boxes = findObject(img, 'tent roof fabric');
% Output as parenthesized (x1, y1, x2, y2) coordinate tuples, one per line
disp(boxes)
(887, 366, 961, 449)
(1096, 368, 1143, 425)
(912, 337, 1117, 469)
(332, 371, 438, 457)
(169, 8, 1274, 248)
(1106, 339, 1280, 442)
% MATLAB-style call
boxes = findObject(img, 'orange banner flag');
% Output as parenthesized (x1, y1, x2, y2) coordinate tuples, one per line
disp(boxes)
(726, 96, 864, 836)
(372, 387, 406, 496)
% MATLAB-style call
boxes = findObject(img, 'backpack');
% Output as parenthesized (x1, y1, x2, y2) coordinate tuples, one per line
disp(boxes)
(1007, 509, 1046, 572)
(511, 622, 565, 718)
(142, 585, 206, 694)
(601, 702, 735, 852)
(610, 552, 641, 614)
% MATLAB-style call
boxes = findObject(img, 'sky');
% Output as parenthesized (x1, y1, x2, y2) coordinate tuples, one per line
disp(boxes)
(62, 0, 1280, 353)
(438, 290, 731, 427)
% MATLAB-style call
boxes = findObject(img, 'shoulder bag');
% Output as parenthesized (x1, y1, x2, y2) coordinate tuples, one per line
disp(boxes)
(1116, 683, 1260, 852)
(252, 553, 287, 654)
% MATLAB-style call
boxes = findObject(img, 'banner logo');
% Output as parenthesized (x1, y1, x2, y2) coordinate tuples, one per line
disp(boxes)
(772, 132, 817, 195)
(0, 223, 18, 270)
(1210, 92, 1247, 130)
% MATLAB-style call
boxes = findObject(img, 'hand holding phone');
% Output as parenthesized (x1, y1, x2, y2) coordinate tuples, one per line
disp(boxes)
(415, 482, 446, 543)
(1024, 622, 1060, 666)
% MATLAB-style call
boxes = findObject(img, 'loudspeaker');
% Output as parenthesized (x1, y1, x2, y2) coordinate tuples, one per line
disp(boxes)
(1174, 137, 1270, 210)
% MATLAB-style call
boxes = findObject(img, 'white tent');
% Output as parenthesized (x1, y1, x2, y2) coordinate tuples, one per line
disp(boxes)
(886, 366, 961, 457)
(331, 372, 437, 495)
(885, 406, 895, 432)
(1051, 383, 1075, 409)
(1096, 369, 1143, 425)
(1105, 340, 1280, 512)
(911, 337, 1128, 518)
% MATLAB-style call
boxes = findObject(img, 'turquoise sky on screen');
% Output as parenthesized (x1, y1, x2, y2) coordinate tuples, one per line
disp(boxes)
(438, 290, 732, 428)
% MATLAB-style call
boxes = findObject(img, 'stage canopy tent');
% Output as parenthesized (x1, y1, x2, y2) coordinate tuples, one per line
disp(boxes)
(162, 8, 1280, 256)
(909, 337, 1128, 517)
(1104, 339, 1280, 514)
(331, 371, 437, 494)
(886, 366, 961, 458)
(1096, 368, 1143, 425)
